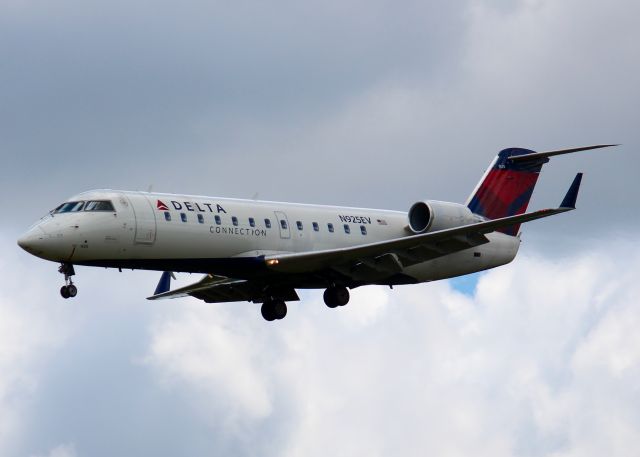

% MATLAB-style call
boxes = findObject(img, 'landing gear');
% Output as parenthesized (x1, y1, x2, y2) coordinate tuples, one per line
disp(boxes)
(60, 284, 77, 298)
(261, 299, 287, 321)
(58, 263, 77, 299)
(323, 286, 350, 308)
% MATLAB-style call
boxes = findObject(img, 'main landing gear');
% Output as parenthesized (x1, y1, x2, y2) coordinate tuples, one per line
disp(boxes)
(58, 263, 77, 299)
(323, 286, 350, 308)
(259, 286, 350, 322)
(261, 299, 287, 321)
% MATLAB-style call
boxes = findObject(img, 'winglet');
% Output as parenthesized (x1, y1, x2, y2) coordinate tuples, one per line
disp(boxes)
(560, 173, 583, 209)
(154, 271, 173, 295)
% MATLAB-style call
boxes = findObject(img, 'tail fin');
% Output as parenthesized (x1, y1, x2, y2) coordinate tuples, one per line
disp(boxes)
(466, 145, 616, 235)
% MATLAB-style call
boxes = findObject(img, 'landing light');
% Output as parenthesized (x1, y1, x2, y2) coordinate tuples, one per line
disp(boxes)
(266, 259, 279, 266)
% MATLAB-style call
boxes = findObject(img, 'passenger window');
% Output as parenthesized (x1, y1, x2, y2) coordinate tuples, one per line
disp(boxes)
(164, 212, 171, 221)
(181, 213, 187, 222)
(197, 214, 204, 224)
(265, 218, 272, 229)
(280, 220, 288, 230)
(232, 216, 238, 226)
(360, 225, 367, 235)
(313, 222, 319, 232)
(344, 224, 350, 234)
(215, 215, 221, 225)
(296, 221, 303, 230)
(328, 223, 334, 233)
(249, 217, 255, 227)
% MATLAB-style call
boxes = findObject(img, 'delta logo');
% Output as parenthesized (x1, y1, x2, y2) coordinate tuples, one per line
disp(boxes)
(156, 199, 227, 214)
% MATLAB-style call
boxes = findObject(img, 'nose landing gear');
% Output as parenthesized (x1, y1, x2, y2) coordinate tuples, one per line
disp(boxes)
(58, 263, 77, 299)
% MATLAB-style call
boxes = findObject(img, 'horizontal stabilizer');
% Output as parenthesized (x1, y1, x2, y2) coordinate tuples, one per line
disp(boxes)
(508, 144, 618, 163)
(560, 173, 583, 209)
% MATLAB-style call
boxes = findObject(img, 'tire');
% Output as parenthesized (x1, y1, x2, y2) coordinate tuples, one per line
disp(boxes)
(323, 288, 338, 308)
(334, 286, 350, 306)
(60, 286, 70, 299)
(67, 284, 78, 297)
(324, 286, 350, 308)
(261, 302, 276, 321)
(273, 300, 287, 320)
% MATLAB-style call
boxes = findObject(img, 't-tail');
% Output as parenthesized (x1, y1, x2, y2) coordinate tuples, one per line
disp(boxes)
(466, 144, 617, 236)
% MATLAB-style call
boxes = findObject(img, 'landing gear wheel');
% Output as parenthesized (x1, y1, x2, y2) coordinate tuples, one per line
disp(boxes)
(60, 285, 70, 299)
(261, 302, 276, 321)
(67, 284, 77, 297)
(323, 289, 338, 308)
(323, 286, 350, 308)
(272, 300, 287, 320)
(261, 300, 288, 321)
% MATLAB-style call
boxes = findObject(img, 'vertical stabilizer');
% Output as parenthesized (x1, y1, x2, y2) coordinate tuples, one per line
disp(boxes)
(466, 148, 548, 235)
(466, 144, 616, 235)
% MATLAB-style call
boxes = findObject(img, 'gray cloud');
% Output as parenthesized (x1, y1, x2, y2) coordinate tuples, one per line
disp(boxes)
(4, 0, 636, 233)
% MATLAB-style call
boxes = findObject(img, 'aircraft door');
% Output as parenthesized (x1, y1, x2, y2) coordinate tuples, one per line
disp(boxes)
(274, 211, 290, 239)
(127, 193, 157, 244)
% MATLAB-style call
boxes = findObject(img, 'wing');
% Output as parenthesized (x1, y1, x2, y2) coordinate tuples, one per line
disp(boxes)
(263, 207, 567, 276)
(264, 173, 583, 278)
(148, 273, 300, 303)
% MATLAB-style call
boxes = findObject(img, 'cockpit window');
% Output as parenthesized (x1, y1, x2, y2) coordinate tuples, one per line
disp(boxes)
(84, 200, 115, 212)
(54, 201, 85, 213)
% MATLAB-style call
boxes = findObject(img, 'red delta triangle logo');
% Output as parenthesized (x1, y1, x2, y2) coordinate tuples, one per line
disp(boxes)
(156, 200, 169, 211)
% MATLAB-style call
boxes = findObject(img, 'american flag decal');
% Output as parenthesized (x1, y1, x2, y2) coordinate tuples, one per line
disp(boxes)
(377, 219, 387, 225)
(157, 200, 169, 211)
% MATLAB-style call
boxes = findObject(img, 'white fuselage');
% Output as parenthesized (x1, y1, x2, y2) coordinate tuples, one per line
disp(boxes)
(19, 189, 520, 286)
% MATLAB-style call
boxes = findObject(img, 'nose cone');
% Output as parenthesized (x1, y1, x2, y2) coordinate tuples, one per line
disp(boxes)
(17, 225, 47, 256)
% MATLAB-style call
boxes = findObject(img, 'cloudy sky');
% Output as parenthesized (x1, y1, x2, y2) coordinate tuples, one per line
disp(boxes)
(1, 0, 639, 455)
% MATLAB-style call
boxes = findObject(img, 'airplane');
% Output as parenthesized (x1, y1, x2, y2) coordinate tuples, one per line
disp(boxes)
(17, 145, 614, 321)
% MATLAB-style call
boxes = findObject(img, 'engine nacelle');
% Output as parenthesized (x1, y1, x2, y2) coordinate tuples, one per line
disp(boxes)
(407, 200, 479, 234)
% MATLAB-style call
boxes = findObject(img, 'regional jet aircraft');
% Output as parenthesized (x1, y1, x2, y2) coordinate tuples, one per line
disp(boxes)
(18, 145, 613, 321)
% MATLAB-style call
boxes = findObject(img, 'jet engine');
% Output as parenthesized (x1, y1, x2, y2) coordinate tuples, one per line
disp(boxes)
(407, 200, 480, 234)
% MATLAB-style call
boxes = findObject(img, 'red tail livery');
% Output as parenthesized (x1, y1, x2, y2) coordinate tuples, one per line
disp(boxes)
(467, 145, 615, 235)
